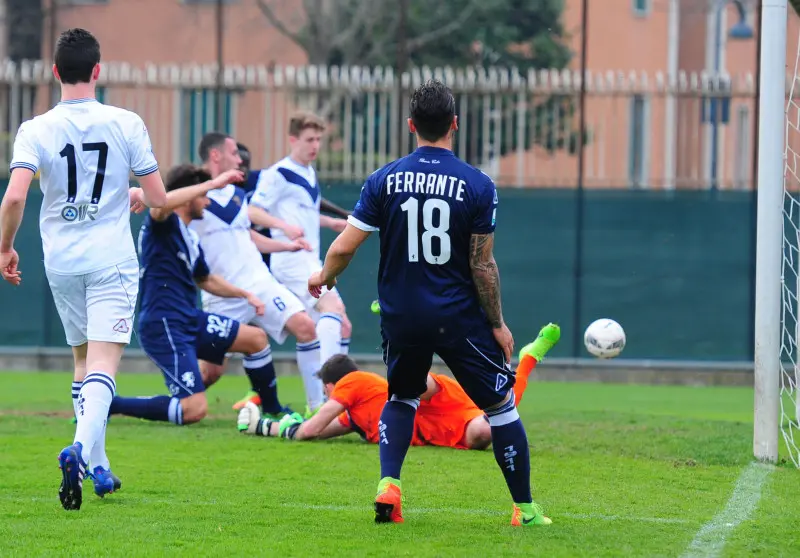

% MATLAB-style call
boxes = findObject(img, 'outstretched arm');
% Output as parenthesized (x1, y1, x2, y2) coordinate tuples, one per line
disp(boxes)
(249, 230, 311, 254)
(248, 205, 304, 240)
(309, 224, 371, 297)
(195, 273, 265, 315)
(150, 169, 243, 221)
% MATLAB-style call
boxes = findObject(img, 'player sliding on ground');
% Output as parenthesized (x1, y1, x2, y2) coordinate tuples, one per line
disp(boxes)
(108, 164, 306, 427)
(237, 325, 559, 449)
(0, 28, 167, 510)
(307, 79, 551, 526)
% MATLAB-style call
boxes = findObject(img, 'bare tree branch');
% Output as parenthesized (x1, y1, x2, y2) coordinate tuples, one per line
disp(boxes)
(254, 0, 305, 47)
(406, 0, 480, 52)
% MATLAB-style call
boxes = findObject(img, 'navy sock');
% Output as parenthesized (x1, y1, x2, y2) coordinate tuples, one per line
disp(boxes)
(110, 395, 184, 425)
(378, 398, 419, 479)
(487, 396, 532, 504)
(244, 347, 282, 414)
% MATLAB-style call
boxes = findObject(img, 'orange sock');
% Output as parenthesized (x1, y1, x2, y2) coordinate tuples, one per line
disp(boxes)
(513, 355, 537, 406)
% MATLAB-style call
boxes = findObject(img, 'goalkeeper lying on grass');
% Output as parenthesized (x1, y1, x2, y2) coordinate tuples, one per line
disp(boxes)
(237, 324, 559, 449)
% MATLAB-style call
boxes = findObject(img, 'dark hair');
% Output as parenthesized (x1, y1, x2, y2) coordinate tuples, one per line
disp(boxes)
(165, 164, 211, 193)
(409, 79, 455, 142)
(318, 354, 359, 385)
(198, 132, 231, 162)
(54, 28, 101, 85)
(237, 142, 251, 169)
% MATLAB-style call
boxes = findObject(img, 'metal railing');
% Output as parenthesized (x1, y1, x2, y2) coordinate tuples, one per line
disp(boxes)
(0, 60, 761, 188)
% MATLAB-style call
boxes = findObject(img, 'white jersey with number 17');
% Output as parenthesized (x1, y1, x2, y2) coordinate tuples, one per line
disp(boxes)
(9, 98, 159, 275)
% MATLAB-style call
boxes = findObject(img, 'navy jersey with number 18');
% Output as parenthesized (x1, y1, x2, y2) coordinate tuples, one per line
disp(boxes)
(348, 146, 498, 344)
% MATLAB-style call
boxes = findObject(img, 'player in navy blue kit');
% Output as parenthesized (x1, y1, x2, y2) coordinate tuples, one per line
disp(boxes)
(308, 79, 551, 527)
(110, 164, 297, 427)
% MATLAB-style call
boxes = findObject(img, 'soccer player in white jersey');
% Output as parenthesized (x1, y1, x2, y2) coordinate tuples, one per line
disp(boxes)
(249, 113, 352, 368)
(189, 132, 329, 416)
(0, 28, 167, 511)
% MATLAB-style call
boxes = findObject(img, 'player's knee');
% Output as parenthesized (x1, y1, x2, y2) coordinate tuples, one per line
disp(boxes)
(180, 394, 208, 424)
(465, 417, 492, 450)
(201, 361, 224, 388)
(288, 313, 317, 343)
(241, 326, 268, 355)
(341, 314, 353, 338)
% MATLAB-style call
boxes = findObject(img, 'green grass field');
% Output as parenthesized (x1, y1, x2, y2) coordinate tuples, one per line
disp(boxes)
(0, 370, 798, 557)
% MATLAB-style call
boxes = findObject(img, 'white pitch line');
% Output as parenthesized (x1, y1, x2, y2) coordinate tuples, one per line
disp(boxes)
(680, 462, 774, 558)
(0, 495, 693, 525)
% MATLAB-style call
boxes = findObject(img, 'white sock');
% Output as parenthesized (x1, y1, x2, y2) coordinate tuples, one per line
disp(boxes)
(74, 371, 116, 465)
(340, 338, 351, 355)
(71, 381, 81, 418)
(89, 421, 111, 471)
(296, 340, 325, 410)
(316, 313, 343, 364)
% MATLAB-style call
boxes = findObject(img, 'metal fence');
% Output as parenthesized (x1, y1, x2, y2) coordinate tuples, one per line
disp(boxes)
(0, 60, 759, 188)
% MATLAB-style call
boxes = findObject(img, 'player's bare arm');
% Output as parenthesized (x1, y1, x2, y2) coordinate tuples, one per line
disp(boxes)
(249, 230, 311, 254)
(0, 168, 35, 285)
(195, 273, 265, 316)
(320, 214, 347, 233)
(309, 224, 371, 297)
(469, 232, 514, 360)
(320, 197, 350, 218)
(247, 204, 304, 240)
(134, 168, 167, 209)
(284, 399, 348, 440)
(151, 169, 243, 221)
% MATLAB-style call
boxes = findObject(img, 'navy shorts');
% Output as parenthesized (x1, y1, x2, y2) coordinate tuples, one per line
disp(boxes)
(382, 325, 513, 410)
(139, 311, 240, 399)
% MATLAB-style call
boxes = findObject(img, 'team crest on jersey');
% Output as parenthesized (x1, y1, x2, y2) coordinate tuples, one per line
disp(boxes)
(113, 319, 129, 334)
(231, 195, 242, 207)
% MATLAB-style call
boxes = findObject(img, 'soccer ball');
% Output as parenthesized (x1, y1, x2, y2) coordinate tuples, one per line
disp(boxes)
(584, 318, 626, 359)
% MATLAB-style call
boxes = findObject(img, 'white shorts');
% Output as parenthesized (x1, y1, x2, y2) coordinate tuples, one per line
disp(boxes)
(270, 258, 341, 322)
(203, 270, 304, 345)
(46, 258, 139, 347)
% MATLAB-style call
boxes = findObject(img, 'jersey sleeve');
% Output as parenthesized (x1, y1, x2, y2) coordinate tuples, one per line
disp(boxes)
(193, 244, 211, 280)
(348, 172, 381, 232)
(249, 169, 283, 211)
(471, 176, 498, 234)
(330, 374, 361, 410)
(9, 121, 40, 174)
(127, 114, 159, 177)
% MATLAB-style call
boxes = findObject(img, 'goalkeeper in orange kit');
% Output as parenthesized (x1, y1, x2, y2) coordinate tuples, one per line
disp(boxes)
(236, 324, 559, 450)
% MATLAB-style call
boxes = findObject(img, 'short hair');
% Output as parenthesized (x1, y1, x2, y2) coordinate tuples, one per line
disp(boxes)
(198, 132, 231, 162)
(237, 142, 251, 167)
(318, 354, 359, 385)
(54, 28, 101, 85)
(288, 111, 326, 137)
(409, 79, 456, 142)
(164, 164, 211, 193)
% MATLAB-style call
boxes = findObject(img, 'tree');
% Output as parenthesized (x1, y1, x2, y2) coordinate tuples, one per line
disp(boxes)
(256, 0, 576, 171)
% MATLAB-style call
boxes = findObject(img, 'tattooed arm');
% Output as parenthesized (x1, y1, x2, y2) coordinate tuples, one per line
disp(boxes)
(470, 232, 514, 361)
(469, 233, 503, 327)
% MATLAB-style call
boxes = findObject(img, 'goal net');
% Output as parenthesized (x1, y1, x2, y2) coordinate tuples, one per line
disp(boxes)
(781, 0, 800, 467)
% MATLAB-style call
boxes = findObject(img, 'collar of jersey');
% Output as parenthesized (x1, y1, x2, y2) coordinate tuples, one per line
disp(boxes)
(58, 98, 97, 105)
(414, 146, 453, 156)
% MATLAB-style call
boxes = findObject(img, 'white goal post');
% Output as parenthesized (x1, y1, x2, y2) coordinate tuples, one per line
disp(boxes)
(755, 0, 797, 466)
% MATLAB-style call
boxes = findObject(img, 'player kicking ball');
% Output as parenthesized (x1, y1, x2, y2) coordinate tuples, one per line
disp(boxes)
(0, 28, 167, 509)
(308, 79, 551, 526)
(109, 164, 307, 426)
(238, 324, 559, 450)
